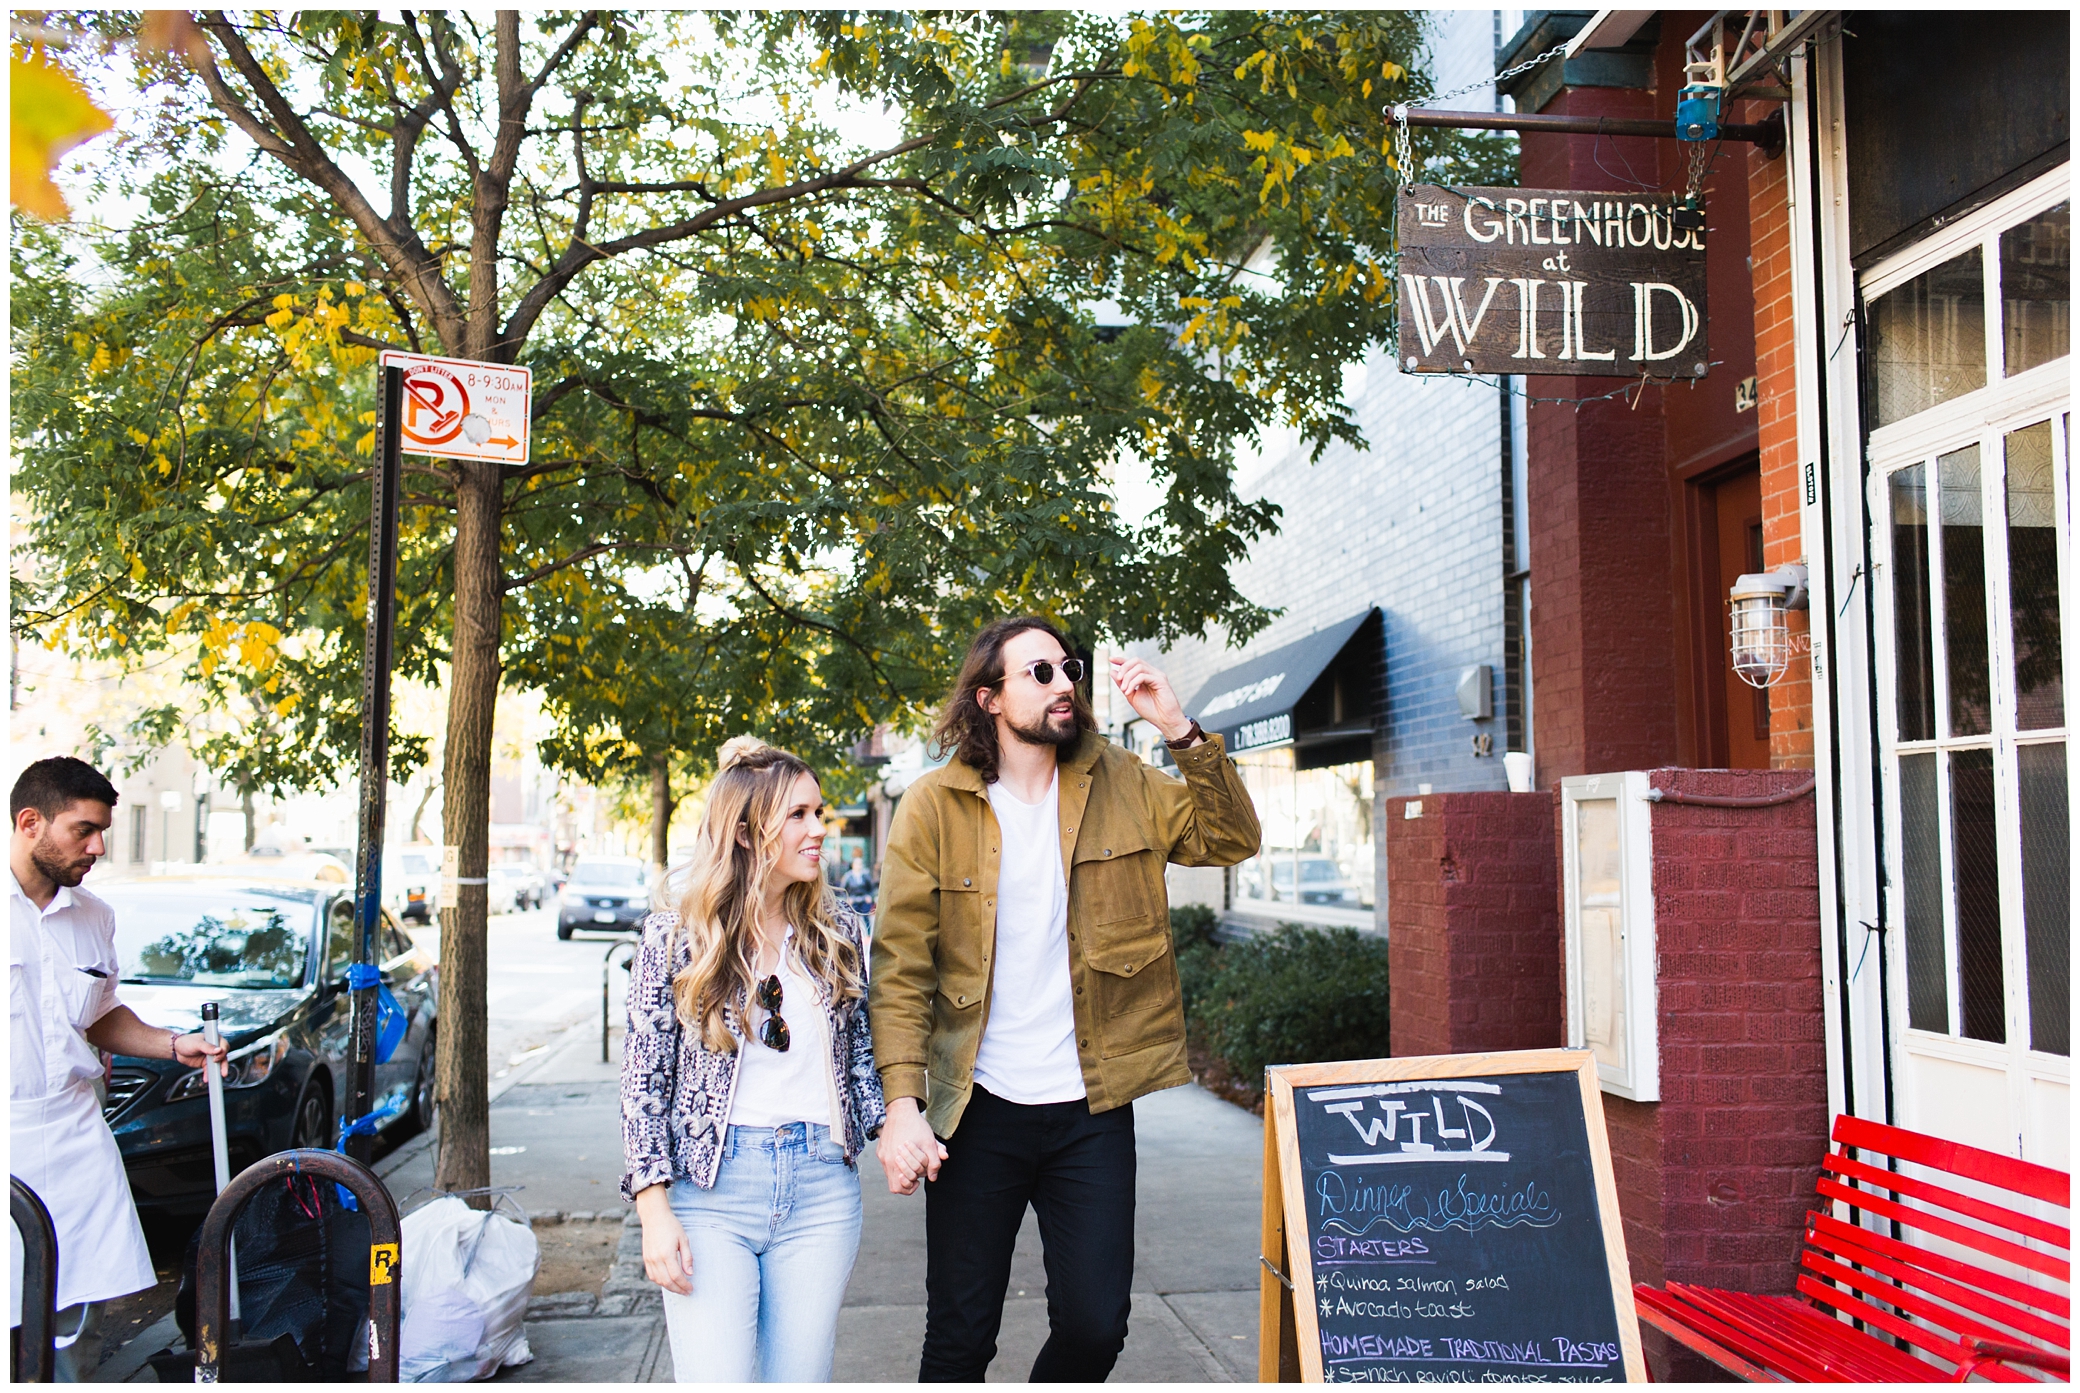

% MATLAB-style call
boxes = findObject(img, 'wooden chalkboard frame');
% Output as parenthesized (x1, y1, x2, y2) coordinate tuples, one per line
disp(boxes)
(1258, 1048, 1646, 1383)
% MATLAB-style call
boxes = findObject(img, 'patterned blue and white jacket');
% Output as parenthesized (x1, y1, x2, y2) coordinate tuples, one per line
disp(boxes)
(619, 907, 885, 1198)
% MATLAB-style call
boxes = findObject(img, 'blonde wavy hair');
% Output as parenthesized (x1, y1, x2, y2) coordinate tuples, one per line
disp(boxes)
(671, 736, 863, 1053)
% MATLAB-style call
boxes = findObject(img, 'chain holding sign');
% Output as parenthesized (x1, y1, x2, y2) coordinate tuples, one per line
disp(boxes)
(377, 350, 533, 465)
(1397, 186, 1709, 380)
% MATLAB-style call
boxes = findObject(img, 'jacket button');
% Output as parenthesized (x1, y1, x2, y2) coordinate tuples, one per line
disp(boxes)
(957, 994, 967, 1005)
(1103, 848, 1112, 857)
(1079, 1038, 1089, 1048)
(963, 878, 971, 887)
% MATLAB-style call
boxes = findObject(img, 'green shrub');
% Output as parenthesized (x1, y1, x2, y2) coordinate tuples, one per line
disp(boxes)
(1187, 923, 1391, 1083)
(1169, 904, 1223, 1010)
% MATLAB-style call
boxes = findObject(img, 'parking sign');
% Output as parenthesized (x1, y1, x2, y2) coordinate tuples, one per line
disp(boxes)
(377, 350, 532, 464)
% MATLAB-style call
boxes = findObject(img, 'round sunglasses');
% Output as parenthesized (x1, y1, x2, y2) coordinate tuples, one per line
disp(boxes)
(1010, 657, 1086, 687)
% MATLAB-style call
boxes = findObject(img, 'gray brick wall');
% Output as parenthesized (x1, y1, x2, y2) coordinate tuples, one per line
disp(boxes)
(1137, 359, 1511, 802)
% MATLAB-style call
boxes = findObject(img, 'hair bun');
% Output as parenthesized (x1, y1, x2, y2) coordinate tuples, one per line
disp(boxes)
(717, 735, 772, 770)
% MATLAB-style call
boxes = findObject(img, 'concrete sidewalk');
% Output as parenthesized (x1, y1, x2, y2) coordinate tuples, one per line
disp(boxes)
(438, 1025, 1265, 1382)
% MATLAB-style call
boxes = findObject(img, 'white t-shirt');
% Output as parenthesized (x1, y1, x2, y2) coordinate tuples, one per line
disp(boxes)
(728, 929, 836, 1129)
(973, 774, 1086, 1104)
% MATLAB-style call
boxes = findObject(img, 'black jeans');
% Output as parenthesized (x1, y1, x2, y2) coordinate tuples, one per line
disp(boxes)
(919, 1085, 1136, 1382)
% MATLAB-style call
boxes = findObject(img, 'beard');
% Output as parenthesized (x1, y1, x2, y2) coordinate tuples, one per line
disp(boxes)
(1005, 703, 1082, 750)
(31, 833, 95, 889)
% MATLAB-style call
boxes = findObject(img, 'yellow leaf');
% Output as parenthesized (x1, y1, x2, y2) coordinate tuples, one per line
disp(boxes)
(10, 51, 112, 220)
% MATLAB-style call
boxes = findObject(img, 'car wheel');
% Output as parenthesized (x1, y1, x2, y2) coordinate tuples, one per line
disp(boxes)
(556, 920, 573, 940)
(290, 1084, 331, 1152)
(409, 1034, 438, 1134)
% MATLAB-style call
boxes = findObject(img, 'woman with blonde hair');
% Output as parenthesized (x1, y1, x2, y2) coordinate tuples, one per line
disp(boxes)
(621, 736, 884, 1382)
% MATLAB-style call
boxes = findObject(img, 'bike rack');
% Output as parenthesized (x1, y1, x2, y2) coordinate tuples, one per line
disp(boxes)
(192, 1150, 401, 1383)
(602, 938, 639, 1062)
(10, 1178, 57, 1383)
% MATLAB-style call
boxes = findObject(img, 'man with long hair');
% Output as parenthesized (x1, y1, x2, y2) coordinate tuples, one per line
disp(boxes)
(870, 616, 1261, 1381)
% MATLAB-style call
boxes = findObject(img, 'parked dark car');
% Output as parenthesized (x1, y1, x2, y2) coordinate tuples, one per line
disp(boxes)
(95, 877, 438, 1217)
(555, 856, 651, 939)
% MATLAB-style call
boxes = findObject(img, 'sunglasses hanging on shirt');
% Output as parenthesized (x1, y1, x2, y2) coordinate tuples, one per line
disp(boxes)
(756, 974, 790, 1052)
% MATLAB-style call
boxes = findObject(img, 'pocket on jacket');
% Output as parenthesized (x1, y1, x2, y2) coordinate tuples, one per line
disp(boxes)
(1080, 920, 1178, 1030)
(1071, 832, 1157, 929)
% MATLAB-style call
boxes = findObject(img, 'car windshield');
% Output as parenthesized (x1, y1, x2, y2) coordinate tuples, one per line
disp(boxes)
(102, 887, 316, 989)
(1301, 860, 1342, 882)
(573, 862, 643, 887)
(396, 852, 435, 878)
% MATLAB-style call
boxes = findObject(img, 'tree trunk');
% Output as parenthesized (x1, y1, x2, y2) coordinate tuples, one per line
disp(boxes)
(650, 755, 676, 884)
(240, 785, 256, 854)
(433, 459, 503, 1200)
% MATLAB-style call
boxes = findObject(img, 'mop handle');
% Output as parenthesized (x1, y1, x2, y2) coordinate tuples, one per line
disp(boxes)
(200, 1002, 231, 1194)
(199, 1002, 239, 1322)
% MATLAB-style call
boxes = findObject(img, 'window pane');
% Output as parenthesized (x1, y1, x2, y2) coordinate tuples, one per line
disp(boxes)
(1939, 445, 1991, 737)
(2002, 201, 2070, 375)
(1231, 753, 1374, 919)
(1899, 752, 1948, 1033)
(326, 898, 359, 973)
(1950, 748, 2004, 1043)
(2005, 420, 2065, 729)
(1891, 465, 1936, 741)
(1868, 247, 1987, 427)
(1574, 799, 1627, 1077)
(2019, 743, 2069, 1056)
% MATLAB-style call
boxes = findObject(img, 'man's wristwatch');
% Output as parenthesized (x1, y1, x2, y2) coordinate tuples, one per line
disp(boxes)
(1164, 719, 1206, 751)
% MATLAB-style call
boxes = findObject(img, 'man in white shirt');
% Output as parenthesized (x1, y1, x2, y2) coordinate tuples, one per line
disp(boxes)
(10, 757, 223, 1380)
(871, 617, 1261, 1381)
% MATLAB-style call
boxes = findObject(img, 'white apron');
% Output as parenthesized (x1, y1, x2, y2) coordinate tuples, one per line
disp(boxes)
(11, 1084, 156, 1311)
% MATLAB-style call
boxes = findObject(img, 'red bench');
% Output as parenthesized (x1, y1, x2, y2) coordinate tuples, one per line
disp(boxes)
(1635, 1114, 2069, 1382)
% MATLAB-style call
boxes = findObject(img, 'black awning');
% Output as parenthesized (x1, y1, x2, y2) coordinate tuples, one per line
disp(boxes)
(1182, 609, 1379, 759)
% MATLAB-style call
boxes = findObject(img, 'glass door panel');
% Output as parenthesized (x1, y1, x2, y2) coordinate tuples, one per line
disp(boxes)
(1891, 465, 1937, 741)
(2018, 742, 2069, 1056)
(1947, 748, 2005, 1043)
(1938, 445, 1991, 736)
(2004, 421, 2065, 728)
(1898, 750, 1947, 1033)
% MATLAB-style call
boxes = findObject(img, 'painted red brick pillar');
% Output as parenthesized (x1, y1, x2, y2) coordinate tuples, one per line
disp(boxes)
(1385, 793, 1561, 1058)
(1562, 768, 1827, 1380)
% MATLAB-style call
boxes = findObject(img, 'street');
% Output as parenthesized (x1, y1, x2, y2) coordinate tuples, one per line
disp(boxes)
(406, 903, 631, 1105)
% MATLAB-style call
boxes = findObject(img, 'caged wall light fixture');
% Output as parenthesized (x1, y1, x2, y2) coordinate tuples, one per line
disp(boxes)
(1728, 563, 1809, 688)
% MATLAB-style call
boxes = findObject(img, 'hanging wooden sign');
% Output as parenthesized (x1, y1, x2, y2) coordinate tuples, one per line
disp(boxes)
(1396, 185, 1709, 379)
(1258, 1049, 1647, 1382)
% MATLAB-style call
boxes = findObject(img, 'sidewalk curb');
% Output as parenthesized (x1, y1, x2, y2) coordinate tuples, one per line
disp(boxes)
(375, 1011, 601, 1183)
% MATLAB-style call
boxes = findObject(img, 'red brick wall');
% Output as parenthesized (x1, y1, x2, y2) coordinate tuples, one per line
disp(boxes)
(1744, 107, 1816, 769)
(1385, 793, 1561, 1058)
(1558, 767, 1827, 1379)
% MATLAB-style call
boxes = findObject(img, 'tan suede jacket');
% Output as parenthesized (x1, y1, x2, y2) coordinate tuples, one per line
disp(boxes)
(869, 729, 1261, 1137)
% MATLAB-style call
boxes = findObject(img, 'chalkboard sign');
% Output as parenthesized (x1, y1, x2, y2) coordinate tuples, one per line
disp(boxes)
(1259, 1050, 1644, 1382)
(1396, 184, 1709, 380)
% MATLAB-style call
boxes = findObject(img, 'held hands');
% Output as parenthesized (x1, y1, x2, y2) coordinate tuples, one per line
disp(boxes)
(173, 1032, 227, 1069)
(875, 1097, 947, 1196)
(634, 1188, 695, 1295)
(1109, 657, 1195, 745)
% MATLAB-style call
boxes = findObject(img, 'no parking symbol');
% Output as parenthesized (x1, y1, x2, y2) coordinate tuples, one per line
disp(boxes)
(379, 350, 532, 464)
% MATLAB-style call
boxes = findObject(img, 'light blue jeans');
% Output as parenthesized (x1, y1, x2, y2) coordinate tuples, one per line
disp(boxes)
(661, 1121, 863, 1383)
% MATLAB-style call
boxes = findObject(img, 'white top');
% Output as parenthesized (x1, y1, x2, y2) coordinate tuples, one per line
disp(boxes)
(728, 929, 836, 1130)
(9, 871, 158, 1310)
(974, 774, 1086, 1104)
(10, 873, 123, 1103)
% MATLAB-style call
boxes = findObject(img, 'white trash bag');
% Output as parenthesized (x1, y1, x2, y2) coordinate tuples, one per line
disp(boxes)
(399, 1195, 539, 1381)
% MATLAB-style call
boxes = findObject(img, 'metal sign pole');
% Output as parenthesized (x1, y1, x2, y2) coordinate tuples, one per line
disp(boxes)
(347, 365, 404, 1162)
